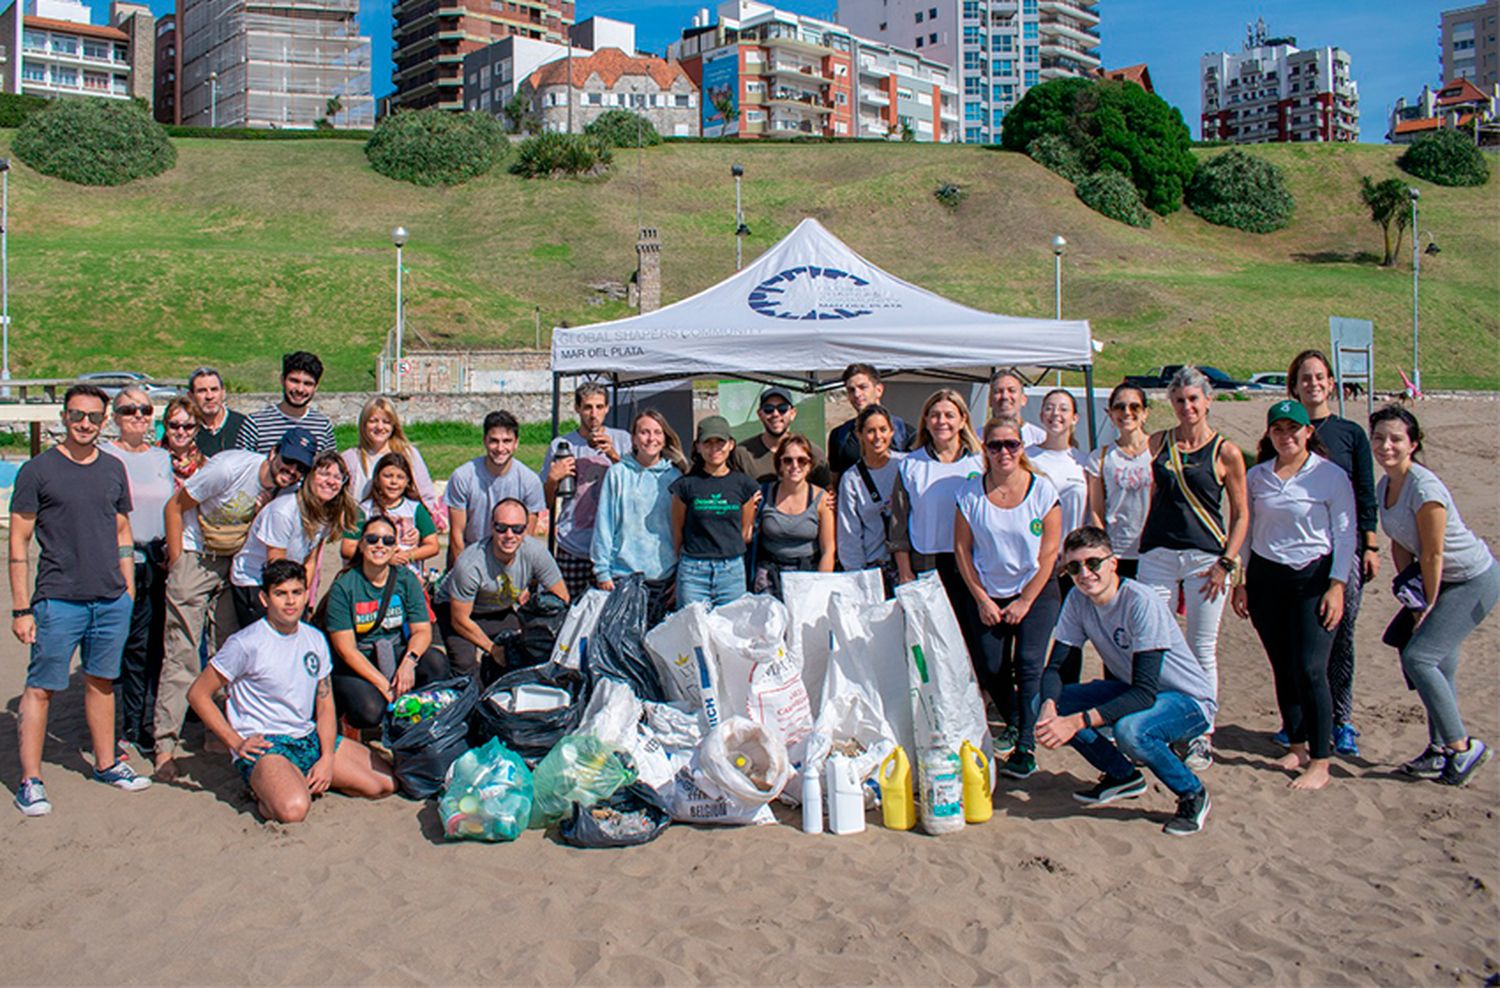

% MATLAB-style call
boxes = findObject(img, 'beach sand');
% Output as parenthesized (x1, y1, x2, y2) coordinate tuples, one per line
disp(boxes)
(1, 395, 1495, 986)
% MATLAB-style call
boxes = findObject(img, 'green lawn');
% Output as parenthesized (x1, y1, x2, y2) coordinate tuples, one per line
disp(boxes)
(333, 419, 571, 476)
(2, 135, 1495, 392)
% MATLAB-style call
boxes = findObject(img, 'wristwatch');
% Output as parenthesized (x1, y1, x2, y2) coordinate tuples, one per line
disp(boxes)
(1216, 556, 1237, 574)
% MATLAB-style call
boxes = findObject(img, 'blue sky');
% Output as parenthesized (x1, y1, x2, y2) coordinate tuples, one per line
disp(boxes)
(96, 1, 1456, 140)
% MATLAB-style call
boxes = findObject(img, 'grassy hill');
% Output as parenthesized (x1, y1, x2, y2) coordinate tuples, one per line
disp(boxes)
(3, 135, 1496, 392)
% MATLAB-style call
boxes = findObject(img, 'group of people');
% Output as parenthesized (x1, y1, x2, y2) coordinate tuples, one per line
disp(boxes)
(8, 351, 1495, 837)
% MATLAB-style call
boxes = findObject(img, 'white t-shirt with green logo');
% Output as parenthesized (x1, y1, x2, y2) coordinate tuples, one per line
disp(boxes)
(956, 473, 1060, 598)
(211, 619, 329, 740)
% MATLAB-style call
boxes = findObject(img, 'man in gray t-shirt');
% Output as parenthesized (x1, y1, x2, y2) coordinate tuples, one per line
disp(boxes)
(443, 410, 546, 567)
(541, 382, 632, 598)
(433, 498, 568, 679)
(1034, 526, 1216, 837)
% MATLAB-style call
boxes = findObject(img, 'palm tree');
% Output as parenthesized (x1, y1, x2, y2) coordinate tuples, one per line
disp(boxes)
(1360, 176, 1410, 267)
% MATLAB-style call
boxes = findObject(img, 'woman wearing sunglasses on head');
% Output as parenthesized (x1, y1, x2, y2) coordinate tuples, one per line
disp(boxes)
(228, 451, 360, 628)
(158, 397, 205, 488)
(1086, 383, 1153, 581)
(323, 515, 449, 730)
(750, 434, 836, 598)
(954, 416, 1063, 782)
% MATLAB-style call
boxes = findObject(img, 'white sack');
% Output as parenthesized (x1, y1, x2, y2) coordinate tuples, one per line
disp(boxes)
(705, 595, 813, 765)
(643, 601, 724, 729)
(642, 700, 705, 750)
(576, 678, 643, 752)
(549, 588, 610, 670)
(896, 572, 991, 760)
(780, 569, 884, 714)
(697, 715, 791, 805)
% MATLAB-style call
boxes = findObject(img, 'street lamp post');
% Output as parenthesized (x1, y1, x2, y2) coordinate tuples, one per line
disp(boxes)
(391, 225, 408, 393)
(1051, 234, 1067, 385)
(1408, 188, 1420, 396)
(1, 158, 10, 391)
(732, 163, 747, 271)
(209, 70, 218, 128)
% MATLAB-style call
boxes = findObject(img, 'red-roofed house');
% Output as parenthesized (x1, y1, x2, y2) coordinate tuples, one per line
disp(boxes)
(1103, 63, 1154, 94)
(1387, 77, 1497, 144)
(520, 48, 700, 137)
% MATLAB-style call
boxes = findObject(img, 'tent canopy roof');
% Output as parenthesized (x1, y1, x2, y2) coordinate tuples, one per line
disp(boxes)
(551, 218, 1094, 384)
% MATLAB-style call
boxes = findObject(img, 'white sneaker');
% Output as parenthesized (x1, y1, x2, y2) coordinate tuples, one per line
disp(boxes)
(14, 777, 52, 816)
(1183, 735, 1213, 771)
(93, 759, 152, 792)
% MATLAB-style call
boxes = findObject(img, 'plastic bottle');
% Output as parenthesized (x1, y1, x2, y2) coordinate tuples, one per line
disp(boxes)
(800, 763, 824, 835)
(919, 748, 965, 836)
(960, 740, 993, 824)
(825, 755, 866, 835)
(879, 746, 916, 831)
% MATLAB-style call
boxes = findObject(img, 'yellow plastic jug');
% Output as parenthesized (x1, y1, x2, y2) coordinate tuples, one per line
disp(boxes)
(960, 740, 993, 824)
(879, 746, 916, 831)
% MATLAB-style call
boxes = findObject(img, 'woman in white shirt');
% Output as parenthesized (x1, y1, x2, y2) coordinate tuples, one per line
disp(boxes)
(340, 451, 441, 575)
(954, 415, 1062, 782)
(1087, 383, 1154, 581)
(1231, 401, 1355, 791)
(836, 404, 906, 594)
(889, 389, 984, 606)
(1025, 389, 1092, 542)
(342, 397, 445, 531)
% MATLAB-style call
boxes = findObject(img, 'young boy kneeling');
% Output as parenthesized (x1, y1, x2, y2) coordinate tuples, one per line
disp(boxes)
(188, 559, 396, 822)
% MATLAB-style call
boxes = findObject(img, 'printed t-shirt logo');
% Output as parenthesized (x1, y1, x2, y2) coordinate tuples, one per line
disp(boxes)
(1029, 517, 1043, 536)
(746, 266, 901, 321)
(693, 493, 740, 515)
(353, 595, 406, 634)
(302, 651, 320, 677)
(1111, 627, 1132, 651)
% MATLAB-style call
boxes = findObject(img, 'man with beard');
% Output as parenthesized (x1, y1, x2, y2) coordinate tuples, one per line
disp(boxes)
(729, 386, 832, 488)
(237, 352, 336, 457)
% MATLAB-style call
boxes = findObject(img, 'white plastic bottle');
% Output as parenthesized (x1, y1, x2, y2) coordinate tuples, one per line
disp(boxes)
(825, 755, 867, 836)
(801, 763, 824, 834)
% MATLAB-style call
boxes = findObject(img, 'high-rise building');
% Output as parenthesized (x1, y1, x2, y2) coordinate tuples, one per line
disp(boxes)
(1440, 1, 1498, 91)
(152, 13, 175, 124)
(837, 0, 1099, 144)
(177, 0, 373, 128)
(1200, 21, 1358, 144)
(670, 1, 958, 141)
(0, 0, 153, 106)
(393, 0, 574, 112)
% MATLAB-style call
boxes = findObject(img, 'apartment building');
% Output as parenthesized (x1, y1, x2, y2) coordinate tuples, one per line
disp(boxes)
(521, 48, 698, 137)
(670, 1, 958, 141)
(837, 0, 1099, 144)
(460, 16, 634, 121)
(153, 13, 175, 123)
(0, 0, 153, 105)
(177, 0, 373, 128)
(1441, 1, 1498, 91)
(394, 0, 574, 112)
(1200, 21, 1358, 143)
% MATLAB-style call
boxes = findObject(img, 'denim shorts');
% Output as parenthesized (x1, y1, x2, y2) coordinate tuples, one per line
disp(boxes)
(26, 594, 133, 691)
(234, 731, 342, 785)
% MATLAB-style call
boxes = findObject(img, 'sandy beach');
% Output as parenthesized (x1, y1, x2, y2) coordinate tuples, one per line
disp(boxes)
(1, 394, 1496, 986)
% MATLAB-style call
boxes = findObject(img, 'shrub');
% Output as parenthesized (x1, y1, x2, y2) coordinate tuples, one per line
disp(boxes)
(1027, 133, 1087, 182)
(933, 182, 967, 208)
(510, 132, 613, 178)
(1075, 170, 1152, 228)
(1398, 128, 1490, 187)
(13, 98, 175, 186)
(1000, 77, 1094, 153)
(1185, 148, 1295, 233)
(364, 109, 507, 186)
(584, 109, 661, 148)
(0, 93, 49, 128)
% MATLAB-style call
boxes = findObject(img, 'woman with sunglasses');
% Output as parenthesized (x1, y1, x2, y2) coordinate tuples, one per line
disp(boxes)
(591, 409, 686, 626)
(324, 515, 449, 730)
(750, 434, 837, 598)
(836, 404, 906, 594)
(1087, 384, 1153, 581)
(158, 396, 204, 489)
(340, 452, 440, 575)
(1230, 401, 1355, 791)
(229, 452, 360, 627)
(954, 416, 1063, 781)
(342, 397, 445, 531)
(102, 389, 176, 757)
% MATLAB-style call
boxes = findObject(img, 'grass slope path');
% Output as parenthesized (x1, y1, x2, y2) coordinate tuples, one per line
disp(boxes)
(1, 135, 1494, 391)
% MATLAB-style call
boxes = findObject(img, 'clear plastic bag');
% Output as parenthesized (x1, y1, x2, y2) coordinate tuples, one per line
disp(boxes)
(528, 734, 636, 828)
(439, 738, 534, 842)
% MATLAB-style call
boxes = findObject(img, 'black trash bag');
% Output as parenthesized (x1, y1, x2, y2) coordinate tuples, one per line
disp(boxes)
(509, 590, 569, 668)
(586, 573, 665, 701)
(383, 676, 479, 800)
(559, 781, 672, 849)
(468, 662, 588, 766)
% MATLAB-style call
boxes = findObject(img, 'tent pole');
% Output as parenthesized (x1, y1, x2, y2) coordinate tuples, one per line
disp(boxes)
(1084, 364, 1098, 449)
(550, 372, 561, 441)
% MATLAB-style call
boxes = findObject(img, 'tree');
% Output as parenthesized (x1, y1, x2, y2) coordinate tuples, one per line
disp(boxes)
(13, 97, 176, 186)
(364, 109, 508, 186)
(999, 77, 1094, 152)
(1398, 128, 1490, 187)
(1359, 177, 1411, 267)
(584, 109, 661, 147)
(503, 92, 537, 135)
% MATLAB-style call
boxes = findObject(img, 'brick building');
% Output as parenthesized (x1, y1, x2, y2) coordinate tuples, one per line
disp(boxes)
(394, 0, 574, 112)
(1200, 20, 1358, 143)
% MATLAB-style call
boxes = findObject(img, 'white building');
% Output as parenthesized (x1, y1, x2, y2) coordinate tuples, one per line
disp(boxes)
(1200, 21, 1358, 144)
(462, 16, 637, 121)
(837, 0, 1099, 144)
(0, 0, 152, 104)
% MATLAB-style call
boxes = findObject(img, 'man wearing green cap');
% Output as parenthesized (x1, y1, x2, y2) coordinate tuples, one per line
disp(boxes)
(671, 416, 760, 608)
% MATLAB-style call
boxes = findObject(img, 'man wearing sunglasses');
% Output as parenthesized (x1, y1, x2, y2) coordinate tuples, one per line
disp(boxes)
(153, 428, 316, 782)
(1034, 526, 1217, 837)
(433, 498, 569, 680)
(729, 386, 832, 489)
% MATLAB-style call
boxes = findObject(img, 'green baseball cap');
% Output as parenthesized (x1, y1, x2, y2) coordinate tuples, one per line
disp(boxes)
(1267, 399, 1311, 428)
(696, 415, 733, 442)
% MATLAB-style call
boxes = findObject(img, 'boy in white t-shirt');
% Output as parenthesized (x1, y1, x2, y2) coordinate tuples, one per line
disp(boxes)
(187, 559, 395, 823)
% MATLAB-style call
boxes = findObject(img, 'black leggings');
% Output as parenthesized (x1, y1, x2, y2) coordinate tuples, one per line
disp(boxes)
(975, 578, 1061, 750)
(1247, 552, 1336, 759)
(332, 645, 450, 730)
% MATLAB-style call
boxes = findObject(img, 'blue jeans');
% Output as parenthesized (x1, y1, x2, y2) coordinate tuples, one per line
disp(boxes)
(27, 594, 133, 691)
(676, 556, 747, 609)
(1044, 681, 1208, 796)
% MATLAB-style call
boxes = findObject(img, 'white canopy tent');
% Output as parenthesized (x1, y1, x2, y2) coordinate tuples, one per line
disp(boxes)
(549, 217, 1101, 442)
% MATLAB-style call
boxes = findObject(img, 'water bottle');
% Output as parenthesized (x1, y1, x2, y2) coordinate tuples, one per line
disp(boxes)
(553, 441, 576, 498)
(800, 763, 823, 835)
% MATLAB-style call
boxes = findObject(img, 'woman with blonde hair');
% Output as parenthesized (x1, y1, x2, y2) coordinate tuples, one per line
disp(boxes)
(955, 415, 1063, 780)
(342, 396, 444, 529)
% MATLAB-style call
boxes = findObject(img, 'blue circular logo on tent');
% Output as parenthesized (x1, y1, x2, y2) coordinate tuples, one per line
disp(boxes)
(747, 265, 895, 321)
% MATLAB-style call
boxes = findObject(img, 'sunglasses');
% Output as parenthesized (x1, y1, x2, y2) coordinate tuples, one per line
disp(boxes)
(363, 533, 398, 547)
(780, 455, 811, 467)
(165, 420, 197, 431)
(985, 438, 1024, 455)
(492, 522, 528, 535)
(114, 403, 153, 418)
(1110, 402, 1145, 413)
(64, 409, 107, 424)
(760, 403, 793, 415)
(1062, 555, 1114, 577)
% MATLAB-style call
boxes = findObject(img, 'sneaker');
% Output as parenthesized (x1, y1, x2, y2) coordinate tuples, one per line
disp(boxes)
(994, 725, 1020, 756)
(1271, 729, 1290, 748)
(1401, 744, 1448, 780)
(1162, 788, 1210, 836)
(14, 777, 51, 817)
(1183, 735, 1213, 771)
(1439, 739, 1490, 788)
(1000, 747, 1037, 780)
(1333, 723, 1361, 757)
(93, 759, 152, 792)
(1074, 770, 1147, 806)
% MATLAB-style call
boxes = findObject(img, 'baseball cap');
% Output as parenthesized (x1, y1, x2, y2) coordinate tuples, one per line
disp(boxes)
(277, 427, 316, 469)
(1267, 399, 1311, 428)
(696, 415, 733, 442)
(758, 386, 794, 408)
